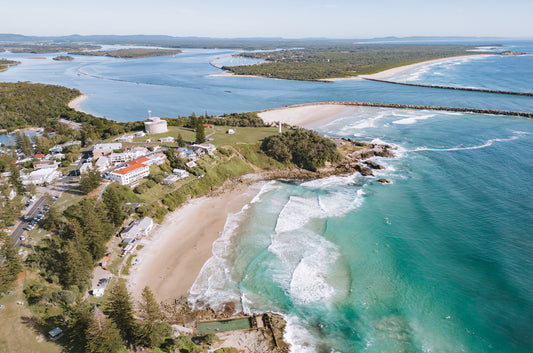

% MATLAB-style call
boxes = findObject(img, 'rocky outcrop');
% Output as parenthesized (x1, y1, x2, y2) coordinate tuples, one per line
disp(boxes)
(364, 160, 384, 170)
(378, 178, 391, 184)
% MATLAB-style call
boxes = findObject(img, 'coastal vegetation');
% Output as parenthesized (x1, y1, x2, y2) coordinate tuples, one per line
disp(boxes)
(261, 129, 341, 171)
(69, 48, 182, 59)
(224, 44, 480, 80)
(53, 55, 75, 61)
(0, 43, 101, 53)
(0, 58, 20, 71)
(0, 82, 143, 145)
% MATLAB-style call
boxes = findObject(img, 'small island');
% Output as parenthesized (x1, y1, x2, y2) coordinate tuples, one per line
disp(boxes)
(52, 55, 74, 61)
(0, 59, 21, 72)
(69, 48, 182, 59)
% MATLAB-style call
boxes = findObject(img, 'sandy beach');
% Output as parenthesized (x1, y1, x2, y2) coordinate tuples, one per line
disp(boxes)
(128, 182, 264, 302)
(258, 103, 346, 126)
(356, 54, 491, 81)
(68, 94, 88, 111)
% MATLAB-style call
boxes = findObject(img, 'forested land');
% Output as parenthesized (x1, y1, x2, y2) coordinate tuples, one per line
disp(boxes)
(69, 48, 182, 59)
(0, 43, 101, 53)
(224, 44, 482, 80)
(0, 82, 143, 145)
(261, 129, 341, 171)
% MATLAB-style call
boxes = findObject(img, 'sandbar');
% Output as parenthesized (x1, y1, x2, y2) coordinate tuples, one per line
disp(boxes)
(128, 181, 263, 303)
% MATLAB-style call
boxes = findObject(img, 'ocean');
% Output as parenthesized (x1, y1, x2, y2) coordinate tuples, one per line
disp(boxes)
(2, 41, 533, 352)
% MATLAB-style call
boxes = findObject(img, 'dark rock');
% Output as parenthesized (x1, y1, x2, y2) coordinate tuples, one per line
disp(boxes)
(364, 160, 384, 169)
(378, 178, 391, 184)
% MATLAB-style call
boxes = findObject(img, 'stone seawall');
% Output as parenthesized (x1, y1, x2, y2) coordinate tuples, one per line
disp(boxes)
(284, 102, 533, 118)
(361, 78, 533, 97)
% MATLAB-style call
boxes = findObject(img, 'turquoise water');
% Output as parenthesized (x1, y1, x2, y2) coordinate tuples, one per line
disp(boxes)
(2, 41, 533, 352)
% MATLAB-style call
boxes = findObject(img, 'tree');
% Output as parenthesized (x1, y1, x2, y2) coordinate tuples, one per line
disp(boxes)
(176, 133, 185, 147)
(9, 163, 24, 194)
(85, 307, 124, 353)
(41, 206, 63, 231)
(60, 240, 92, 287)
(79, 167, 101, 194)
(67, 300, 92, 350)
(0, 233, 22, 293)
(102, 185, 126, 227)
(105, 280, 137, 343)
(195, 117, 205, 144)
(137, 286, 171, 348)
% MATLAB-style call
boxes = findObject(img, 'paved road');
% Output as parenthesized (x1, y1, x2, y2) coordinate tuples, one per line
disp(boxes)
(11, 197, 47, 246)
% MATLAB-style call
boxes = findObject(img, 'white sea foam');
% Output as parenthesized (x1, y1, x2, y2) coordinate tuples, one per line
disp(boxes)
(189, 185, 268, 309)
(392, 113, 436, 125)
(250, 180, 279, 204)
(413, 134, 520, 152)
(289, 244, 338, 304)
(275, 196, 322, 233)
(284, 314, 319, 353)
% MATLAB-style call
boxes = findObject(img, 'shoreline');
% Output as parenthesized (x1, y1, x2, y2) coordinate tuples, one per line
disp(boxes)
(128, 180, 266, 303)
(67, 94, 88, 112)
(355, 54, 492, 81)
(258, 103, 347, 127)
(212, 54, 491, 83)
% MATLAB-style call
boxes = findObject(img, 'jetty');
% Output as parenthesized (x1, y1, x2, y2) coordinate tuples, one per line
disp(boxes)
(361, 78, 533, 97)
(283, 102, 533, 119)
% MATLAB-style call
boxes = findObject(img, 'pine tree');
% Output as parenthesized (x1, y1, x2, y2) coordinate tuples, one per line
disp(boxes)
(68, 300, 92, 350)
(0, 233, 22, 292)
(79, 168, 101, 194)
(60, 240, 92, 287)
(102, 186, 126, 227)
(195, 117, 205, 144)
(176, 133, 185, 147)
(137, 286, 171, 348)
(85, 307, 124, 353)
(105, 280, 137, 343)
(8, 164, 24, 194)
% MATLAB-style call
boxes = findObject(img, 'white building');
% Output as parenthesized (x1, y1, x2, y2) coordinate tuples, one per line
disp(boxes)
(163, 174, 179, 185)
(158, 136, 175, 143)
(22, 169, 61, 185)
(121, 217, 154, 239)
(49, 145, 63, 153)
(115, 135, 133, 142)
(173, 169, 189, 179)
(191, 143, 216, 156)
(107, 157, 150, 185)
(94, 156, 110, 172)
(92, 143, 122, 157)
(135, 131, 146, 137)
(144, 117, 168, 134)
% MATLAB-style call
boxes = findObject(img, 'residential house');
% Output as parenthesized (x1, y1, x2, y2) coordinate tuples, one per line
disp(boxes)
(173, 169, 189, 179)
(158, 136, 175, 143)
(191, 143, 216, 156)
(92, 143, 122, 157)
(163, 174, 179, 185)
(121, 217, 154, 239)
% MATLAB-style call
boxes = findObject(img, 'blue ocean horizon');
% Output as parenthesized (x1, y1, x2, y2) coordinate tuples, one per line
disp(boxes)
(2, 41, 532, 352)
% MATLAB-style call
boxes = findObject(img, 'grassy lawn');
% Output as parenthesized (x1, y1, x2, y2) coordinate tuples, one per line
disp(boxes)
(104, 125, 278, 148)
(52, 190, 83, 213)
(0, 275, 62, 353)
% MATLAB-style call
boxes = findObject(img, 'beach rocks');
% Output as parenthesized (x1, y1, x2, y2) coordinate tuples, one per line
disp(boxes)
(364, 160, 384, 169)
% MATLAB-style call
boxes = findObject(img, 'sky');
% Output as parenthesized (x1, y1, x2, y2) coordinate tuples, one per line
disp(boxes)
(1, 0, 532, 39)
